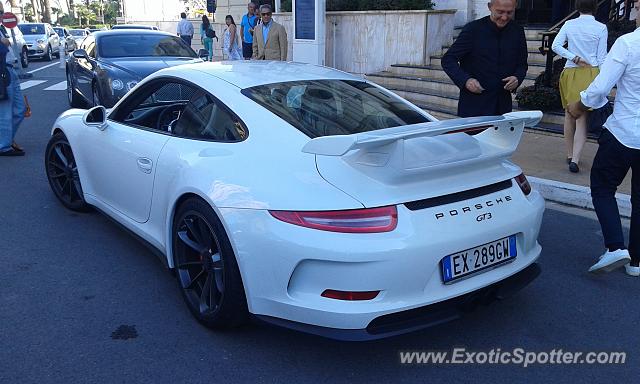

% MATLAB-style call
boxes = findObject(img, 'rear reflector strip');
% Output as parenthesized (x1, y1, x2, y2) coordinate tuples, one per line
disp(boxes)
(321, 290, 380, 301)
(404, 180, 513, 211)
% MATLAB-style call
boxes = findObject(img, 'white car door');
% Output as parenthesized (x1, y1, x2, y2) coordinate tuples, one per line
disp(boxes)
(78, 80, 196, 223)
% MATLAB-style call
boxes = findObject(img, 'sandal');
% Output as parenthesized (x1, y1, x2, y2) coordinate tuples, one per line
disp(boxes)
(11, 142, 24, 152)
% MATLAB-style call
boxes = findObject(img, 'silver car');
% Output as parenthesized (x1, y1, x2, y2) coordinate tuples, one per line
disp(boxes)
(18, 22, 61, 61)
(53, 27, 77, 52)
(69, 28, 90, 46)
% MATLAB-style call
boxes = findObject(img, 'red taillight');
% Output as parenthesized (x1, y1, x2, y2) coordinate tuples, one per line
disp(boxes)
(269, 206, 398, 233)
(515, 173, 532, 196)
(321, 289, 380, 301)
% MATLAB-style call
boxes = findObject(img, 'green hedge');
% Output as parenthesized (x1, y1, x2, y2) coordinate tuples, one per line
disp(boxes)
(281, 0, 434, 12)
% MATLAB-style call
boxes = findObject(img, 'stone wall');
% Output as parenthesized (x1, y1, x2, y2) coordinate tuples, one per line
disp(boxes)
(130, 9, 457, 74)
(275, 10, 455, 75)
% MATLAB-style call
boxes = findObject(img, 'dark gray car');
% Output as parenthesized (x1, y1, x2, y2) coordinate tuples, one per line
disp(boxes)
(66, 30, 203, 108)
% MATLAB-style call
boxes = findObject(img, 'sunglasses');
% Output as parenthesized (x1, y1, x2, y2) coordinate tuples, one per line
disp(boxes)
(261, 12, 272, 16)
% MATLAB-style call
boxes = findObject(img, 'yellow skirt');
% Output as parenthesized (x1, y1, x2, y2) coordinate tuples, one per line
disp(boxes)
(559, 66, 600, 109)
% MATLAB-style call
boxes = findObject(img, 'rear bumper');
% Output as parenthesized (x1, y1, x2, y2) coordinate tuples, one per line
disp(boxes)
(255, 262, 541, 341)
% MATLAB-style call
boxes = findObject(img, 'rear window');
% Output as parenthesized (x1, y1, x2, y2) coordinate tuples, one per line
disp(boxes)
(241, 80, 427, 138)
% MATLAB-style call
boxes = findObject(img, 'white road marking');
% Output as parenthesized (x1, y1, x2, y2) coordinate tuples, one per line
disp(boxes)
(44, 81, 67, 91)
(20, 80, 47, 90)
(27, 62, 60, 74)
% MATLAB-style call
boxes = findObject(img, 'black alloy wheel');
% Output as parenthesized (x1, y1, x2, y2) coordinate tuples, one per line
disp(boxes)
(45, 132, 90, 212)
(173, 198, 247, 328)
(92, 83, 101, 107)
(66, 71, 84, 108)
(21, 48, 28, 68)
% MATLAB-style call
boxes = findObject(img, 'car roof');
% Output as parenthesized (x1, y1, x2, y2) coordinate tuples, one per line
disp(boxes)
(158, 61, 361, 89)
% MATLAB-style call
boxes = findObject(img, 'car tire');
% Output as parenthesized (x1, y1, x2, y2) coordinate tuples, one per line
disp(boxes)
(67, 70, 84, 108)
(21, 47, 29, 68)
(172, 198, 248, 329)
(45, 132, 91, 212)
(55, 45, 61, 58)
(44, 45, 53, 61)
(92, 82, 101, 107)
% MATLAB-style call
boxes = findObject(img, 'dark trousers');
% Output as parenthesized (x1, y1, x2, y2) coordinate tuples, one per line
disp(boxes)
(590, 129, 640, 263)
(180, 35, 192, 47)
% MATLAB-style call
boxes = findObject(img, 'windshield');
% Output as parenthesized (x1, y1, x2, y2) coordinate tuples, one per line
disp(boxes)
(53, 28, 64, 35)
(242, 80, 428, 138)
(98, 34, 197, 58)
(18, 24, 45, 35)
(69, 30, 86, 36)
(112, 25, 152, 30)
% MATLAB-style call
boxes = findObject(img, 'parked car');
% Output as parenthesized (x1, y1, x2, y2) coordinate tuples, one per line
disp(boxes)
(66, 30, 202, 108)
(3, 24, 29, 68)
(111, 24, 159, 30)
(18, 22, 61, 61)
(53, 27, 77, 52)
(48, 60, 545, 340)
(68, 28, 90, 46)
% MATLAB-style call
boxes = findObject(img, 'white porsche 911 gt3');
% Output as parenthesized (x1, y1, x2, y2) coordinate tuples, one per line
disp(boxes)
(45, 61, 545, 340)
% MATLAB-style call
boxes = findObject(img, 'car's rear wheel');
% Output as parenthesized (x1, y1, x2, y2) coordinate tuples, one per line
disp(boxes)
(67, 71, 84, 108)
(45, 132, 90, 212)
(21, 47, 28, 68)
(44, 45, 53, 61)
(172, 198, 248, 329)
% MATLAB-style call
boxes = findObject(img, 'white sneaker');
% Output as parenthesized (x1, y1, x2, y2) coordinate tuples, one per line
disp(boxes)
(588, 249, 631, 274)
(625, 263, 640, 277)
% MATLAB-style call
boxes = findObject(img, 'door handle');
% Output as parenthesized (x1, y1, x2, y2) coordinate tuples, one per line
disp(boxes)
(137, 158, 153, 174)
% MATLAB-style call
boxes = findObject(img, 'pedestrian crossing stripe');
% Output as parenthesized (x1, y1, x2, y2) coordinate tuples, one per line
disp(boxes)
(20, 80, 47, 90)
(43, 81, 67, 91)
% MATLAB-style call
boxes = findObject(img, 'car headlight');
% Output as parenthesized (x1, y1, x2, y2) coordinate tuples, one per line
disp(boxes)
(126, 81, 138, 91)
(36, 38, 45, 44)
(111, 79, 124, 91)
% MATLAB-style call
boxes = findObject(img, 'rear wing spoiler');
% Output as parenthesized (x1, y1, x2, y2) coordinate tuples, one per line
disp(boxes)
(302, 111, 543, 157)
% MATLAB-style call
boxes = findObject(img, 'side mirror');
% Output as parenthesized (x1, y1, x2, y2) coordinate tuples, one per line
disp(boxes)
(73, 49, 88, 59)
(83, 106, 107, 130)
(198, 48, 209, 59)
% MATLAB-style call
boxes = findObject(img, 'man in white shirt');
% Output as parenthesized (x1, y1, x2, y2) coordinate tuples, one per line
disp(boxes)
(568, 0, 640, 277)
(177, 12, 194, 47)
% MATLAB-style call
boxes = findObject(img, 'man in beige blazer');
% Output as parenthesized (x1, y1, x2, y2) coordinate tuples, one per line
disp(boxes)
(252, 4, 288, 61)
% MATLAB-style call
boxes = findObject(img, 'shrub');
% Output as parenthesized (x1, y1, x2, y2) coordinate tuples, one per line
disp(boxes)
(516, 85, 562, 111)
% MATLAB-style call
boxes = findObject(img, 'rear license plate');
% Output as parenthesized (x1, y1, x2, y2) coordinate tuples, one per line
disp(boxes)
(441, 235, 517, 284)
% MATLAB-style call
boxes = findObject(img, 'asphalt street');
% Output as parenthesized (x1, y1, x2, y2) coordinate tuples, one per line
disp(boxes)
(0, 60, 638, 383)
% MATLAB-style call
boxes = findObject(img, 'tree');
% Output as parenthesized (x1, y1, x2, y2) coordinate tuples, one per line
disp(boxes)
(28, 0, 41, 21)
(42, 0, 53, 23)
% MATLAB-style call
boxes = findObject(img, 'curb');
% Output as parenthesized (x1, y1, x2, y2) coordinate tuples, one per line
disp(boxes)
(529, 176, 631, 219)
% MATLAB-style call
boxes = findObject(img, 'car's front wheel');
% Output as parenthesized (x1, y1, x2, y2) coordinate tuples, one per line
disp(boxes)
(21, 47, 28, 68)
(44, 45, 53, 61)
(172, 198, 248, 329)
(67, 71, 84, 108)
(45, 132, 90, 212)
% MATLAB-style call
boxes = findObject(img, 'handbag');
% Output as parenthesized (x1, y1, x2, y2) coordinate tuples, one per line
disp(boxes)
(0, 52, 9, 102)
(588, 101, 613, 135)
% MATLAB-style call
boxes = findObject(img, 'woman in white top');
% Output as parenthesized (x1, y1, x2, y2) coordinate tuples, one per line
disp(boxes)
(552, 0, 608, 173)
(223, 15, 242, 61)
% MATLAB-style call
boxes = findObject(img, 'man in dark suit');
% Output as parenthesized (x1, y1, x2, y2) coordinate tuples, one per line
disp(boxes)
(442, 0, 528, 118)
